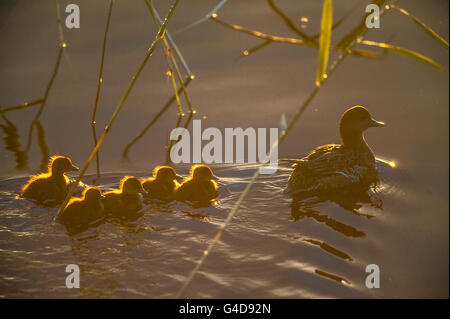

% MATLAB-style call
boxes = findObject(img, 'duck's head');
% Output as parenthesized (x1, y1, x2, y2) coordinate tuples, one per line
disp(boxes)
(339, 106, 384, 147)
(83, 187, 103, 203)
(49, 156, 79, 175)
(120, 176, 145, 195)
(191, 165, 219, 182)
(154, 166, 181, 181)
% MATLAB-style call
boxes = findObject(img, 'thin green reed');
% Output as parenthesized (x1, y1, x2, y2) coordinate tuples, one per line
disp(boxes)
(176, 0, 394, 298)
(121, 77, 192, 161)
(91, 0, 115, 180)
(57, 0, 181, 215)
(25, 0, 66, 153)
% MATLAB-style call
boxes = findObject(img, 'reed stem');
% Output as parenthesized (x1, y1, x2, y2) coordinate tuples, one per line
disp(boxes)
(58, 0, 181, 215)
(91, 0, 114, 180)
(25, 0, 66, 154)
(121, 76, 192, 160)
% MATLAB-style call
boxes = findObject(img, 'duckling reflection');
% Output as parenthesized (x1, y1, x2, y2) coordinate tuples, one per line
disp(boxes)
(103, 176, 145, 218)
(142, 166, 181, 202)
(283, 106, 384, 198)
(175, 164, 219, 207)
(21, 155, 78, 205)
(57, 187, 105, 231)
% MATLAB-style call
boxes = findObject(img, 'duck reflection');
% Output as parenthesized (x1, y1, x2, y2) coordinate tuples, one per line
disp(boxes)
(290, 186, 383, 238)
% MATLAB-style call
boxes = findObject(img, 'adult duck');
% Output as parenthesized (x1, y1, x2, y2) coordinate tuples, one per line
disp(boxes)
(284, 106, 384, 197)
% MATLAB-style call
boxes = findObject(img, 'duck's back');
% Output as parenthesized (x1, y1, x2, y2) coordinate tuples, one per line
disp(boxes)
(287, 144, 377, 195)
(60, 200, 86, 225)
(143, 179, 177, 201)
(59, 199, 104, 227)
(21, 175, 67, 204)
(176, 180, 218, 202)
(103, 192, 141, 216)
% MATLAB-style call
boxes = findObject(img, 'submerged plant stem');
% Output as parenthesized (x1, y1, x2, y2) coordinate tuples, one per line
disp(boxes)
(91, 0, 114, 179)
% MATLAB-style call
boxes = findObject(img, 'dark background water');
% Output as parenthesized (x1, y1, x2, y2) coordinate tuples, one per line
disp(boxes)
(0, 0, 448, 298)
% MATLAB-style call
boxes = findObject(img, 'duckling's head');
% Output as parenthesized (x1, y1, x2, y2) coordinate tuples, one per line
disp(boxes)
(191, 165, 219, 182)
(83, 187, 103, 203)
(154, 166, 180, 181)
(339, 106, 384, 147)
(120, 176, 145, 195)
(49, 156, 79, 175)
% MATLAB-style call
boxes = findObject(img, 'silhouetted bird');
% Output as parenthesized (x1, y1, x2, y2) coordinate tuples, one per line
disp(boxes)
(21, 155, 78, 205)
(103, 176, 145, 217)
(283, 106, 385, 197)
(57, 187, 104, 226)
(142, 166, 181, 201)
(176, 165, 219, 204)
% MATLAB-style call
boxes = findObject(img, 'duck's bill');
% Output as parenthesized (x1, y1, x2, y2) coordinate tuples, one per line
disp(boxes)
(71, 165, 79, 171)
(370, 119, 385, 127)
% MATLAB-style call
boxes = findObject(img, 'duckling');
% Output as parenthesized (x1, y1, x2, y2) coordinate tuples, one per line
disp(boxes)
(103, 176, 145, 217)
(284, 106, 385, 197)
(21, 155, 79, 204)
(142, 166, 181, 201)
(57, 187, 104, 226)
(175, 165, 219, 203)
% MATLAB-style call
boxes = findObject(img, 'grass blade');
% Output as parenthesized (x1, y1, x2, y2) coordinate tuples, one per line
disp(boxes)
(316, 0, 333, 86)
(390, 4, 449, 49)
(360, 40, 446, 71)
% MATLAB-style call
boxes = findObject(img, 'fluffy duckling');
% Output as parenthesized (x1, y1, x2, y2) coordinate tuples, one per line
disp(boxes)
(57, 187, 104, 226)
(103, 176, 145, 217)
(175, 165, 219, 203)
(21, 155, 79, 204)
(284, 106, 384, 197)
(142, 166, 181, 201)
